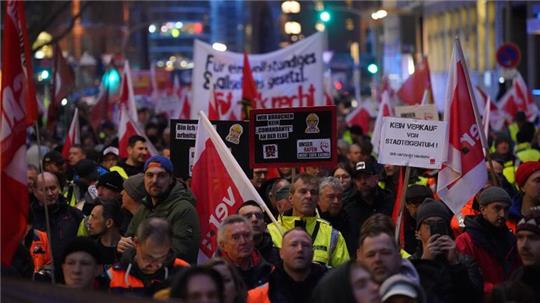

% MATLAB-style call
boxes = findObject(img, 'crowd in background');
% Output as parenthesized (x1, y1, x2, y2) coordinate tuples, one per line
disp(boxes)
(2, 105, 540, 303)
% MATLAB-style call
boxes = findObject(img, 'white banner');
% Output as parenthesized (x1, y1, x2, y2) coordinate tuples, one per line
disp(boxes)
(191, 33, 325, 119)
(378, 117, 447, 169)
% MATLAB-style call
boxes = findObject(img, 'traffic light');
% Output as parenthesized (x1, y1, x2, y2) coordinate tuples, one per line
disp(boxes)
(319, 10, 331, 23)
(102, 68, 120, 92)
(367, 63, 379, 74)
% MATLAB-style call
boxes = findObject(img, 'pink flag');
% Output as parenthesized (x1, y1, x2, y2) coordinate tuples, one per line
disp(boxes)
(371, 91, 393, 154)
(118, 106, 158, 159)
(119, 60, 139, 123)
(437, 39, 488, 214)
(346, 104, 372, 135)
(61, 108, 80, 159)
(1, 0, 39, 266)
(191, 111, 276, 262)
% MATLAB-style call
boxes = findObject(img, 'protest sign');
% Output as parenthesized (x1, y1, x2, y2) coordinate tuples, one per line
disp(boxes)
(378, 117, 447, 169)
(249, 106, 336, 168)
(192, 32, 325, 119)
(394, 104, 439, 120)
(170, 119, 250, 179)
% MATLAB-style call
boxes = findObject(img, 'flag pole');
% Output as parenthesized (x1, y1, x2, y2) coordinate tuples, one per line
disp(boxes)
(454, 38, 499, 186)
(394, 166, 411, 244)
(34, 123, 56, 284)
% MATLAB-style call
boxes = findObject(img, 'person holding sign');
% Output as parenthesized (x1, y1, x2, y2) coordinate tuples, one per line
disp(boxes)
(267, 174, 350, 267)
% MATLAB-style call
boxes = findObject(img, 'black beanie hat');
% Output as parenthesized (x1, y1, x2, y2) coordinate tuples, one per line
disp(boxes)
(61, 237, 102, 264)
(405, 185, 433, 205)
(96, 171, 123, 192)
(415, 198, 452, 230)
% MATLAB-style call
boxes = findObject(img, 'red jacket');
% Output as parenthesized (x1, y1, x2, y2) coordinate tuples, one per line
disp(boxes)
(455, 216, 521, 294)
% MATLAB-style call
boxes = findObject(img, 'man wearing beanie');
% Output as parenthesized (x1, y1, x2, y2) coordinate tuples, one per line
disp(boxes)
(403, 185, 433, 254)
(456, 186, 521, 294)
(117, 156, 200, 264)
(411, 199, 483, 303)
(492, 206, 540, 302)
(509, 162, 540, 226)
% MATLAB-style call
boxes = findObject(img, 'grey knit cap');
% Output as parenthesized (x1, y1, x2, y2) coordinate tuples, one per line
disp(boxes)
(123, 173, 146, 203)
(478, 186, 511, 208)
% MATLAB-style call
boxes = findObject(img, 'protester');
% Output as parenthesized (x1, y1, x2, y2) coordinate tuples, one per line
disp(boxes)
(269, 179, 291, 216)
(72, 159, 100, 214)
(42, 150, 66, 186)
(117, 135, 149, 176)
(31, 172, 84, 279)
(121, 173, 146, 215)
(510, 161, 540, 224)
(456, 186, 521, 294)
(87, 201, 122, 265)
(61, 237, 102, 290)
(332, 164, 354, 206)
(170, 266, 224, 303)
(411, 198, 483, 302)
(205, 258, 247, 303)
(106, 218, 188, 297)
(379, 274, 425, 303)
(355, 214, 419, 285)
(237, 201, 280, 266)
(311, 261, 380, 303)
(100, 146, 120, 170)
(403, 185, 434, 254)
(118, 156, 200, 264)
(67, 144, 86, 168)
(247, 228, 326, 303)
(317, 177, 353, 254)
(267, 174, 350, 267)
(217, 215, 272, 290)
(251, 168, 268, 190)
(95, 171, 123, 202)
(345, 160, 394, 253)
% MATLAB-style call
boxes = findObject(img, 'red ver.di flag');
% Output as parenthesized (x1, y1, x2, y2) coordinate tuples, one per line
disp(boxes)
(61, 108, 80, 159)
(1, 0, 39, 265)
(191, 111, 272, 262)
(118, 105, 159, 159)
(437, 40, 488, 214)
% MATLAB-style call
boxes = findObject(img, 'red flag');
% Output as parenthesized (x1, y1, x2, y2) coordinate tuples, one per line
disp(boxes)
(47, 43, 74, 132)
(90, 84, 111, 131)
(208, 85, 220, 120)
(242, 52, 259, 107)
(1, 0, 39, 266)
(192, 111, 273, 262)
(61, 108, 80, 159)
(345, 104, 372, 135)
(180, 94, 191, 119)
(397, 56, 433, 105)
(514, 73, 538, 122)
(437, 40, 488, 214)
(119, 60, 139, 123)
(371, 91, 393, 154)
(118, 106, 159, 159)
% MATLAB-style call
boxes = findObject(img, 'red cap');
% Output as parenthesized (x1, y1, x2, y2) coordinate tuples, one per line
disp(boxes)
(515, 161, 540, 188)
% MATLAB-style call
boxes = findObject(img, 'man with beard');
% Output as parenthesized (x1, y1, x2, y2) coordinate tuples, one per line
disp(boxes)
(456, 186, 521, 294)
(87, 201, 122, 265)
(344, 160, 394, 253)
(117, 156, 200, 264)
(117, 135, 149, 176)
(238, 201, 280, 265)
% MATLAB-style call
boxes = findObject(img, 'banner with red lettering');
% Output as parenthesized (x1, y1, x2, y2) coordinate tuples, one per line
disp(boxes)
(191, 33, 325, 119)
(191, 111, 274, 262)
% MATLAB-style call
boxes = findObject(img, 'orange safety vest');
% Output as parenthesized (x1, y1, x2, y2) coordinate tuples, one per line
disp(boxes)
(247, 283, 270, 303)
(29, 230, 52, 272)
(107, 258, 189, 289)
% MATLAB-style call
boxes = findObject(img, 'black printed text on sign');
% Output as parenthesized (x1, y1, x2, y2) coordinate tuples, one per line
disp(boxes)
(249, 106, 337, 168)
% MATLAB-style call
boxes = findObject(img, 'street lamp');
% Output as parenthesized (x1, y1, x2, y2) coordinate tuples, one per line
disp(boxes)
(284, 21, 302, 35)
(371, 9, 388, 20)
(281, 1, 301, 14)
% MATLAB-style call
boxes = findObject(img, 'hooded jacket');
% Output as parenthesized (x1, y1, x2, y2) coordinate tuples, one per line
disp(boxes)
(126, 181, 200, 264)
(455, 215, 521, 293)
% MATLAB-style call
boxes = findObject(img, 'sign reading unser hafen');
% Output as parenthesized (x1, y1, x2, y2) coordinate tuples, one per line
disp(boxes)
(170, 119, 250, 179)
(378, 117, 447, 169)
(249, 106, 337, 168)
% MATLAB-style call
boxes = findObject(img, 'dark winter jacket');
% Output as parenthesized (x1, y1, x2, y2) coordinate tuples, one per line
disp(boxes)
(126, 181, 200, 264)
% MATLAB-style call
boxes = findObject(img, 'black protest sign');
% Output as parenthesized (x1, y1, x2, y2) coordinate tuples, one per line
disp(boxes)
(249, 106, 337, 168)
(170, 119, 250, 179)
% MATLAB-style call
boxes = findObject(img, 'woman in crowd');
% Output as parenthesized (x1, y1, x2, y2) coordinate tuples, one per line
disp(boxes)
(170, 266, 225, 303)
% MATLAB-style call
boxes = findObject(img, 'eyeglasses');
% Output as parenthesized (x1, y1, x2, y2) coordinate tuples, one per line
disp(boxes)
(241, 212, 264, 220)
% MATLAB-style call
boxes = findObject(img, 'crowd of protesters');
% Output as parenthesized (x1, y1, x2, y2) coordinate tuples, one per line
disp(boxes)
(2, 105, 540, 303)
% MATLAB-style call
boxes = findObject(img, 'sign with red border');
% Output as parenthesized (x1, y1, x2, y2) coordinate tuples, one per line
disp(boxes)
(496, 43, 521, 68)
(249, 106, 337, 168)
